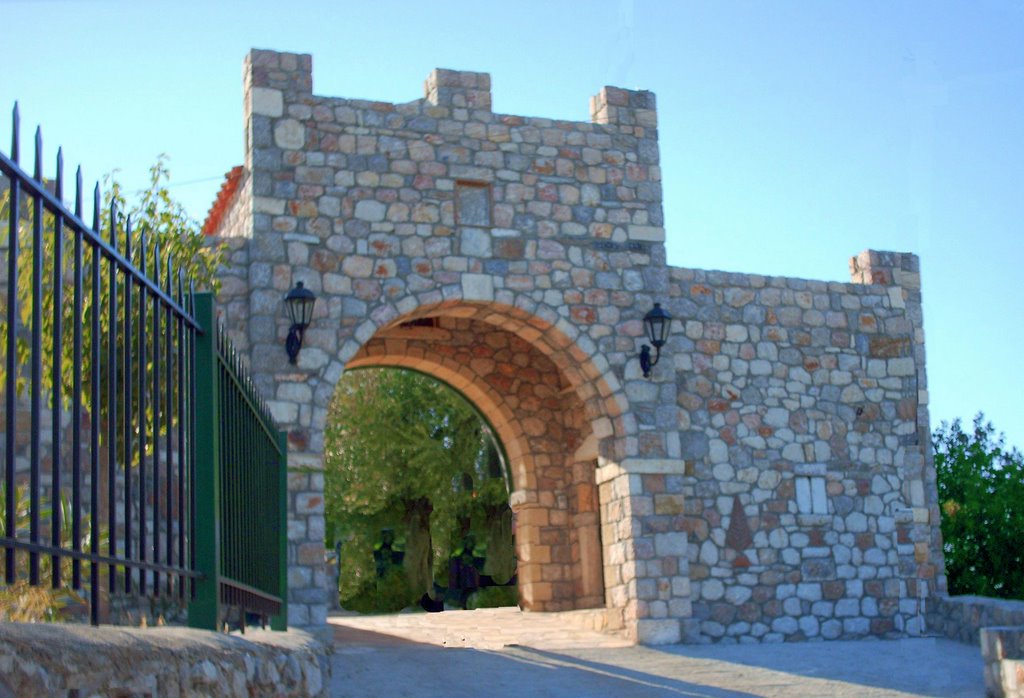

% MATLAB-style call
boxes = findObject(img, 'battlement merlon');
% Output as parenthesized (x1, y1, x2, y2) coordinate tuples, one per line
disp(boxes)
(243, 49, 658, 132)
(424, 68, 492, 110)
(849, 249, 921, 291)
(590, 86, 658, 129)
(245, 49, 313, 97)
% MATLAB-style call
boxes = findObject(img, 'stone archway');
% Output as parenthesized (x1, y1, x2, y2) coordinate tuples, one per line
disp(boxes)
(344, 302, 615, 611)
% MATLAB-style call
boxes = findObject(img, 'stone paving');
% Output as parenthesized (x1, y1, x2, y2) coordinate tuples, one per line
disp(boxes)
(329, 609, 984, 696)
(329, 607, 633, 650)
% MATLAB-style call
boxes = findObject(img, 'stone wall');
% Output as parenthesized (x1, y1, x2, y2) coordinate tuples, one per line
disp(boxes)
(647, 254, 943, 642)
(0, 623, 330, 697)
(206, 48, 944, 644)
(929, 595, 1024, 646)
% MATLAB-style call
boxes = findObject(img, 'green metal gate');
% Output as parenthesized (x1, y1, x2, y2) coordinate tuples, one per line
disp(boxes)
(190, 293, 288, 631)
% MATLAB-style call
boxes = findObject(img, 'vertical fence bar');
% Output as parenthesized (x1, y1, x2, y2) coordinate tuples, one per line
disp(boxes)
(4, 106, 19, 585)
(187, 285, 196, 599)
(176, 272, 186, 599)
(28, 127, 43, 585)
(106, 201, 118, 592)
(71, 178, 84, 590)
(151, 243, 161, 594)
(271, 429, 288, 630)
(122, 217, 133, 594)
(137, 229, 147, 594)
(189, 292, 220, 631)
(228, 345, 235, 606)
(217, 337, 227, 597)
(89, 188, 102, 624)
(164, 259, 173, 595)
(50, 152, 65, 587)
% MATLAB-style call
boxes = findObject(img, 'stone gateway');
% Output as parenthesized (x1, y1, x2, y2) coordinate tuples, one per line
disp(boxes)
(205, 49, 945, 644)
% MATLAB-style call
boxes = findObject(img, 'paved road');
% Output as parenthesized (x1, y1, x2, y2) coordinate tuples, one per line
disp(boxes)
(328, 610, 984, 697)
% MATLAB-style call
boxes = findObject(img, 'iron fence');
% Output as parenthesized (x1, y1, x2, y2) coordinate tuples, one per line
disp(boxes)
(0, 104, 286, 630)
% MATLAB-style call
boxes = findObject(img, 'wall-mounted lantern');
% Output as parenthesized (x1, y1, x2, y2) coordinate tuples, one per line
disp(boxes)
(284, 281, 316, 364)
(639, 302, 672, 378)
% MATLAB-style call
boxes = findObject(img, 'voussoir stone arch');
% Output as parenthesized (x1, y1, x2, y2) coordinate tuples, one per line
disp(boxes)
(338, 293, 637, 457)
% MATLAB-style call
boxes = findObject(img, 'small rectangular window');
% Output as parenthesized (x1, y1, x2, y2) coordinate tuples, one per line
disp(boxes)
(796, 475, 828, 515)
(456, 181, 491, 226)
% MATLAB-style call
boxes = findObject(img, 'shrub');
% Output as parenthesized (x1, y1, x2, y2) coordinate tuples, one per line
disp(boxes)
(934, 414, 1024, 599)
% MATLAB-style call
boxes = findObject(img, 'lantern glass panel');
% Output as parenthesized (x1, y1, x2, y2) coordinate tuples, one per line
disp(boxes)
(285, 282, 317, 328)
(297, 297, 315, 326)
(644, 303, 671, 347)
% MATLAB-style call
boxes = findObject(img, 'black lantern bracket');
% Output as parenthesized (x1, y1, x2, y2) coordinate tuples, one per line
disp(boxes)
(284, 281, 317, 364)
(640, 302, 672, 378)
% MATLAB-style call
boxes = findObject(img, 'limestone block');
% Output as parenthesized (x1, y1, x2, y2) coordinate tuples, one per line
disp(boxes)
(251, 87, 284, 117)
(274, 119, 305, 149)
(636, 619, 681, 645)
(354, 200, 386, 222)
(654, 532, 687, 557)
(462, 273, 494, 301)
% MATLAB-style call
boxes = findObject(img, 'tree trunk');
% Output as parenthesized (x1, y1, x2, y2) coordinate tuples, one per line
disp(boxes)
(403, 498, 433, 597)
(483, 504, 515, 584)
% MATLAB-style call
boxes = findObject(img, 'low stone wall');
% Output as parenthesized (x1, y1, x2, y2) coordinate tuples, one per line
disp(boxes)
(928, 595, 1024, 645)
(981, 627, 1024, 698)
(0, 623, 330, 697)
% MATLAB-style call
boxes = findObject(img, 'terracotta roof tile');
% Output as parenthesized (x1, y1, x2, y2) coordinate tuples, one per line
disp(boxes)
(201, 165, 244, 236)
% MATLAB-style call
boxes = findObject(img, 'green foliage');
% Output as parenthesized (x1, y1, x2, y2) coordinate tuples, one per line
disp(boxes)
(0, 155, 222, 417)
(325, 368, 514, 611)
(342, 567, 415, 615)
(466, 585, 518, 610)
(934, 414, 1024, 599)
(0, 483, 89, 621)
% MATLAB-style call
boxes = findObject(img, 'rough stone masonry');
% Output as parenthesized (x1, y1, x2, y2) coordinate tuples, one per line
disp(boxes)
(206, 49, 945, 644)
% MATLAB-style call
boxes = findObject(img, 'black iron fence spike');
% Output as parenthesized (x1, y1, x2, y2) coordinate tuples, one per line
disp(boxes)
(153, 236, 160, 281)
(75, 167, 83, 218)
(55, 147, 63, 199)
(92, 181, 100, 232)
(112, 202, 121, 251)
(110, 199, 118, 251)
(11, 102, 19, 162)
(33, 126, 42, 181)
(92, 182, 100, 230)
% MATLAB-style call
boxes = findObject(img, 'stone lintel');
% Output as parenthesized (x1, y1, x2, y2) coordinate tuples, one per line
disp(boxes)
(596, 458, 683, 485)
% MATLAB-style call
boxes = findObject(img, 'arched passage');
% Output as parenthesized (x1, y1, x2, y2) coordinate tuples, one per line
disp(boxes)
(340, 301, 627, 611)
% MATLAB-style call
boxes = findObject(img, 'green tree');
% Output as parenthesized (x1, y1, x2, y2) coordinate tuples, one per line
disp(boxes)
(934, 414, 1024, 599)
(324, 368, 512, 611)
(1, 154, 222, 404)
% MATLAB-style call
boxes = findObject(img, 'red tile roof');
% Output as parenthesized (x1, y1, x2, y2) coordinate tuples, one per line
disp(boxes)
(201, 165, 244, 236)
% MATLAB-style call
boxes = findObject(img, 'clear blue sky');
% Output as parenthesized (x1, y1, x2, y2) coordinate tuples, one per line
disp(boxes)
(2, 0, 1022, 450)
